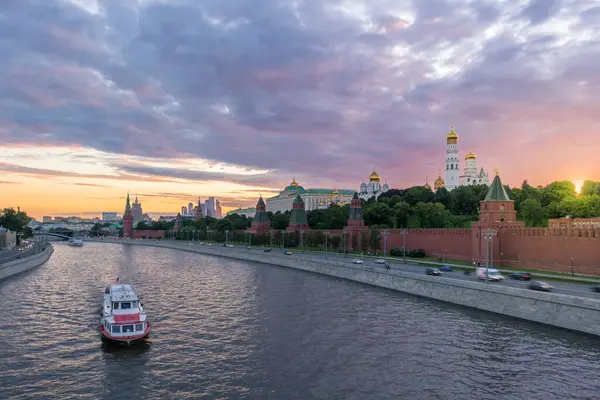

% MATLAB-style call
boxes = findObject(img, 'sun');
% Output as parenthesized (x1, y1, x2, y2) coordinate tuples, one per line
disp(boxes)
(573, 179, 584, 194)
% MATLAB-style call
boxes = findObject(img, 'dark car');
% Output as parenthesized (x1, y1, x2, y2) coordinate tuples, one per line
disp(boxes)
(590, 286, 600, 293)
(510, 272, 532, 281)
(426, 268, 441, 276)
(439, 265, 453, 272)
(529, 281, 553, 292)
(263, 248, 271, 252)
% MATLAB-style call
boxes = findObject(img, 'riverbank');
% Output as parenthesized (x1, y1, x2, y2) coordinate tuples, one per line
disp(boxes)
(92, 238, 600, 337)
(0, 244, 54, 281)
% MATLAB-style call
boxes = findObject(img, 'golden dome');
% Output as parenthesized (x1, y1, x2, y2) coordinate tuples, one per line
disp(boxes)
(424, 182, 432, 190)
(465, 151, 476, 160)
(434, 170, 445, 190)
(290, 177, 298, 187)
(447, 125, 458, 144)
(332, 188, 339, 195)
(369, 168, 381, 182)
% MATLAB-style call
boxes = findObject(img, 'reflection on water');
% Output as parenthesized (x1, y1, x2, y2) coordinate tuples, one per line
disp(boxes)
(0, 242, 599, 399)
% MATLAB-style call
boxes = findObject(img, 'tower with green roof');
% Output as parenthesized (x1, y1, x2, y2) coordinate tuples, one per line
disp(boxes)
(344, 192, 368, 250)
(248, 196, 271, 234)
(476, 171, 520, 224)
(287, 194, 309, 232)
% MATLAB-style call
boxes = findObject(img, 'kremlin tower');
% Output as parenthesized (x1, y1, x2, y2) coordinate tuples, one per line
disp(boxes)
(122, 193, 134, 239)
(194, 198, 203, 221)
(344, 192, 368, 250)
(287, 194, 309, 232)
(248, 196, 271, 235)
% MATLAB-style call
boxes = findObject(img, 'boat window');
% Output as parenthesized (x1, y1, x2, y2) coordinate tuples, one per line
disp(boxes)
(112, 302, 119, 310)
(135, 323, 144, 331)
(120, 302, 131, 309)
(111, 325, 121, 334)
(122, 325, 134, 333)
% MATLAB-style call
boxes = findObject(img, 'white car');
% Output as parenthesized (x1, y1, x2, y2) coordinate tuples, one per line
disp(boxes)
(352, 259, 364, 264)
(476, 268, 505, 281)
(374, 259, 386, 264)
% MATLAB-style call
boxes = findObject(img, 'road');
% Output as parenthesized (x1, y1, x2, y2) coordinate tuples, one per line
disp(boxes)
(211, 243, 600, 300)
(0, 241, 41, 264)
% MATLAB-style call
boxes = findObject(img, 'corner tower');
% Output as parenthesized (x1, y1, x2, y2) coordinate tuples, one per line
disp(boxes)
(194, 198, 203, 221)
(445, 126, 460, 190)
(122, 192, 134, 239)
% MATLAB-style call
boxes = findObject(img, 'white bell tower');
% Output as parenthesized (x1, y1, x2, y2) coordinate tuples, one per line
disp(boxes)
(444, 126, 460, 190)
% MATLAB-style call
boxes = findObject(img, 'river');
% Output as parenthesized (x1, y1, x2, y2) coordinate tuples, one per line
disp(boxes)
(1, 242, 599, 399)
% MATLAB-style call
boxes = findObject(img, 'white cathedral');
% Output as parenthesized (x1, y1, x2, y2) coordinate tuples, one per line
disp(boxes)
(443, 126, 490, 190)
(358, 168, 389, 200)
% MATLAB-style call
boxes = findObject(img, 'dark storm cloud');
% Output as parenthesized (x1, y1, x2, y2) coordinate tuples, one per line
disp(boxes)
(1, 0, 599, 188)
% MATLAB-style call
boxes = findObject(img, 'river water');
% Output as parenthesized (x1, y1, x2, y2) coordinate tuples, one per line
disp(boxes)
(1, 242, 599, 399)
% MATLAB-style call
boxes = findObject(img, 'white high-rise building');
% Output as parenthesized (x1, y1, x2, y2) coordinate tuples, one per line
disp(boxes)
(444, 126, 460, 190)
(204, 197, 215, 217)
(101, 212, 118, 221)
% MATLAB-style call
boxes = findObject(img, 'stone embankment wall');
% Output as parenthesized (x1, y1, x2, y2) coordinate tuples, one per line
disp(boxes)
(93, 239, 600, 337)
(0, 244, 54, 281)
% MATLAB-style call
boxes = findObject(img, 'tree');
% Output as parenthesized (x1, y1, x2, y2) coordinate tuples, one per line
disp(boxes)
(136, 221, 149, 230)
(0, 208, 33, 243)
(581, 181, 600, 196)
(363, 202, 392, 227)
(360, 231, 369, 253)
(414, 202, 455, 228)
(392, 202, 412, 228)
(519, 199, 546, 227)
(403, 186, 435, 206)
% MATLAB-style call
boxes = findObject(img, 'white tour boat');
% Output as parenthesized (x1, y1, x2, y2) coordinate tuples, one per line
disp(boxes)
(68, 237, 83, 246)
(99, 279, 151, 344)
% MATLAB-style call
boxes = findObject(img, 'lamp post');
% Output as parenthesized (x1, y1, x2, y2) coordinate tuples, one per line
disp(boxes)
(281, 230, 286, 249)
(324, 231, 329, 254)
(482, 229, 497, 283)
(300, 230, 305, 253)
(343, 231, 347, 256)
(269, 230, 273, 249)
(225, 230, 229, 246)
(571, 257, 574, 276)
(445, 249, 448, 263)
(500, 252, 504, 268)
(400, 229, 407, 262)
(383, 229, 389, 259)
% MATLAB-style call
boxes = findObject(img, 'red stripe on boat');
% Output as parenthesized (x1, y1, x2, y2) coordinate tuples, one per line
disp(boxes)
(114, 313, 140, 322)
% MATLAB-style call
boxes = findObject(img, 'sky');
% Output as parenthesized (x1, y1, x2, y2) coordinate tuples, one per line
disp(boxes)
(1, 0, 599, 219)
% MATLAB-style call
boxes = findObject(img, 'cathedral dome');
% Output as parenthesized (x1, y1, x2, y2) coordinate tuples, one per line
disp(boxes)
(332, 188, 339, 195)
(285, 177, 304, 192)
(447, 126, 458, 144)
(424, 182, 432, 190)
(434, 172, 445, 190)
(465, 151, 476, 160)
(369, 169, 381, 182)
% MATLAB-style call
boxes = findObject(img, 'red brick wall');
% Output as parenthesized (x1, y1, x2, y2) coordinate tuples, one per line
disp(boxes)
(500, 228, 600, 274)
(134, 230, 165, 239)
(385, 229, 473, 261)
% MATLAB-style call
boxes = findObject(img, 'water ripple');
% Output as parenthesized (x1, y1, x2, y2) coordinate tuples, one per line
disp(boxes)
(1, 242, 600, 399)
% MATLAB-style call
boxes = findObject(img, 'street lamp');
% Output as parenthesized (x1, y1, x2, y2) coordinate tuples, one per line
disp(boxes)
(225, 230, 229, 246)
(482, 229, 497, 283)
(383, 229, 389, 259)
(324, 231, 329, 254)
(500, 252, 504, 268)
(400, 229, 408, 262)
(300, 230, 305, 253)
(571, 257, 574, 276)
(281, 230, 286, 249)
(445, 249, 448, 263)
(269, 230, 273, 249)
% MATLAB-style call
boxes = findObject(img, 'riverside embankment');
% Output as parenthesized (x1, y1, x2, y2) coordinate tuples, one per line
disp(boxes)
(93, 238, 600, 337)
(0, 244, 54, 281)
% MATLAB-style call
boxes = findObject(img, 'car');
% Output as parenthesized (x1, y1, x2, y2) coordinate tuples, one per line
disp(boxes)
(374, 259, 386, 264)
(510, 272, 532, 281)
(426, 268, 441, 276)
(529, 281, 553, 292)
(246, 246, 251, 249)
(285, 251, 292, 255)
(227, 244, 234, 248)
(591, 286, 600, 293)
(263, 248, 271, 252)
(439, 265, 453, 272)
(352, 259, 364, 264)
(476, 268, 505, 281)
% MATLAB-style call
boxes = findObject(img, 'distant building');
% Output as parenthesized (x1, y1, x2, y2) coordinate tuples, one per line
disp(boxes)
(215, 199, 222, 218)
(181, 206, 187, 215)
(227, 207, 256, 218)
(266, 178, 354, 213)
(42, 216, 52, 223)
(188, 202, 194, 215)
(204, 197, 215, 217)
(131, 197, 143, 224)
(101, 212, 118, 222)
(549, 217, 600, 229)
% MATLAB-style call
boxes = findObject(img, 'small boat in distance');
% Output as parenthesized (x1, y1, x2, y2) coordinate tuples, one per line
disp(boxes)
(67, 237, 83, 246)
(99, 278, 151, 345)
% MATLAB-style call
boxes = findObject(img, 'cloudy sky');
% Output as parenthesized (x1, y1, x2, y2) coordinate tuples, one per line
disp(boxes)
(1, 0, 599, 218)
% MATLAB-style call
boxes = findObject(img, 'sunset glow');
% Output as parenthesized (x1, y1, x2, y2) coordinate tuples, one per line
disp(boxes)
(1, 0, 599, 219)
